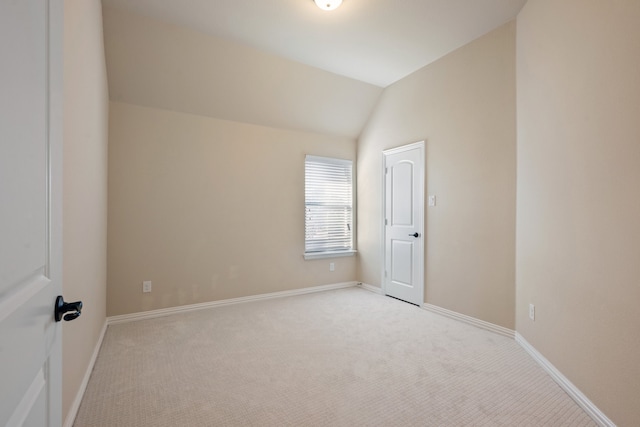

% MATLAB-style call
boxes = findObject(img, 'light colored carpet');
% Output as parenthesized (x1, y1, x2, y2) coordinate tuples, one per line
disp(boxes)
(74, 287, 596, 426)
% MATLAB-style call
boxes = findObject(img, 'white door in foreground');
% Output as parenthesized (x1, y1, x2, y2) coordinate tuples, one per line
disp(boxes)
(383, 142, 425, 306)
(0, 1, 64, 426)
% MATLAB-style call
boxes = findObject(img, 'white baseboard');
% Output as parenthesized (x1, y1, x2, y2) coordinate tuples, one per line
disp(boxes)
(421, 306, 613, 425)
(422, 303, 515, 338)
(357, 282, 383, 295)
(108, 281, 358, 325)
(515, 333, 615, 427)
(63, 320, 108, 427)
(358, 285, 514, 339)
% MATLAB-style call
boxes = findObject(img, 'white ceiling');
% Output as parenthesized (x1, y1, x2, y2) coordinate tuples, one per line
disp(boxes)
(101, 0, 528, 87)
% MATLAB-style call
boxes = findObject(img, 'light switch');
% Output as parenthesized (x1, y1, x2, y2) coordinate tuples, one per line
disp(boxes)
(142, 281, 152, 293)
(428, 195, 436, 207)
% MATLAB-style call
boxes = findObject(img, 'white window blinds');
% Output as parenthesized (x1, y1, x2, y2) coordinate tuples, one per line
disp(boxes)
(305, 155, 353, 254)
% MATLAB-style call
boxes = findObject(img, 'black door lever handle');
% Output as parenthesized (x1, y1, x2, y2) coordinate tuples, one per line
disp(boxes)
(409, 232, 420, 238)
(54, 296, 83, 322)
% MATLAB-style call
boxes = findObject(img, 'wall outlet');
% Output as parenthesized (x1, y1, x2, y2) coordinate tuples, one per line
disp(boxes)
(143, 281, 152, 293)
(529, 303, 535, 321)
(329, 262, 335, 272)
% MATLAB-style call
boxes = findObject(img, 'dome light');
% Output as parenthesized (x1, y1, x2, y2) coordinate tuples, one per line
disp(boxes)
(314, 0, 343, 11)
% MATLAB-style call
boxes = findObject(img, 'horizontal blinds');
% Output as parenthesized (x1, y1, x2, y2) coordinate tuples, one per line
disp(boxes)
(305, 156, 353, 253)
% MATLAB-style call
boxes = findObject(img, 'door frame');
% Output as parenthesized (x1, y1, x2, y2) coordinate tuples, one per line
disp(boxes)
(380, 140, 425, 304)
(49, 0, 64, 424)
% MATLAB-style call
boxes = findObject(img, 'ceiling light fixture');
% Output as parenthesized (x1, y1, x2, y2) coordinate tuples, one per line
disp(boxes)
(314, 0, 342, 11)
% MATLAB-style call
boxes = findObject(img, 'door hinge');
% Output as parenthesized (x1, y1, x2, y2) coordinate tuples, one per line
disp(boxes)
(385, 218, 388, 225)
(385, 167, 388, 174)
(384, 270, 388, 277)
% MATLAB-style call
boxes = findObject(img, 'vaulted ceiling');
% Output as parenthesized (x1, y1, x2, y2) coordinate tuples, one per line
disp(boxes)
(101, 0, 527, 137)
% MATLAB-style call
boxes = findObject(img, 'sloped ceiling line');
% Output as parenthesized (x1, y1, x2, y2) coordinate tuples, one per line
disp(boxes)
(102, 0, 526, 138)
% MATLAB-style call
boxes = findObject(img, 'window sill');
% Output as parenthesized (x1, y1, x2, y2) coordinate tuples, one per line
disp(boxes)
(303, 250, 357, 260)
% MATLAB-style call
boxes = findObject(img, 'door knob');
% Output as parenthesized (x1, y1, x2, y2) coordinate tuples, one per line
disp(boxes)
(54, 296, 83, 322)
(409, 232, 420, 238)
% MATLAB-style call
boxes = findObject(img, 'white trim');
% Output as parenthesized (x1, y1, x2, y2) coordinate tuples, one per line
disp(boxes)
(63, 320, 108, 427)
(381, 140, 426, 305)
(379, 151, 387, 294)
(305, 154, 351, 166)
(48, 0, 65, 423)
(383, 140, 426, 156)
(422, 303, 515, 338)
(357, 282, 384, 295)
(108, 282, 358, 325)
(515, 333, 616, 427)
(303, 250, 356, 260)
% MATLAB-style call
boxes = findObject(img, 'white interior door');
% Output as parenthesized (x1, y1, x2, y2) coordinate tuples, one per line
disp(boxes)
(383, 141, 425, 306)
(0, 1, 64, 426)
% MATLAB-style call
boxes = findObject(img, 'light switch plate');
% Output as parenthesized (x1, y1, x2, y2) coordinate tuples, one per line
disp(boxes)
(143, 281, 152, 293)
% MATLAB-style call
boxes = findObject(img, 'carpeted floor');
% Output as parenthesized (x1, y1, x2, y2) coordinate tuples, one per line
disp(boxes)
(74, 287, 596, 426)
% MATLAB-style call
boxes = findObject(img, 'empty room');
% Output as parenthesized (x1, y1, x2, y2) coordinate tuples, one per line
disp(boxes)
(1, 0, 639, 426)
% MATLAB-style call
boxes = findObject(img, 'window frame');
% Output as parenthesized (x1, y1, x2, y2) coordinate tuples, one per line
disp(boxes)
(303, 155, 356, 260)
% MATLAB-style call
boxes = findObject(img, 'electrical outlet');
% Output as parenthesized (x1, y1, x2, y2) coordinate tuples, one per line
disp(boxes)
(329, 262, 335, 272)
(529, 303, 535, 321)
(143, 281, 152, 293)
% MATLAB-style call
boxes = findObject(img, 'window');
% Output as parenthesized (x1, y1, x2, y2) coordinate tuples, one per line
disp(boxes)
(304, 155, 355, 259)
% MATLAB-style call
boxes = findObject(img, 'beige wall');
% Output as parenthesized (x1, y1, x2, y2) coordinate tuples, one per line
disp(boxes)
(516, 1, 640, 424)
(357, 22, 516, 329)
(62, 0, 109, 421)
(107, 102, 356, 316)
(102, 6, 382, 139)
